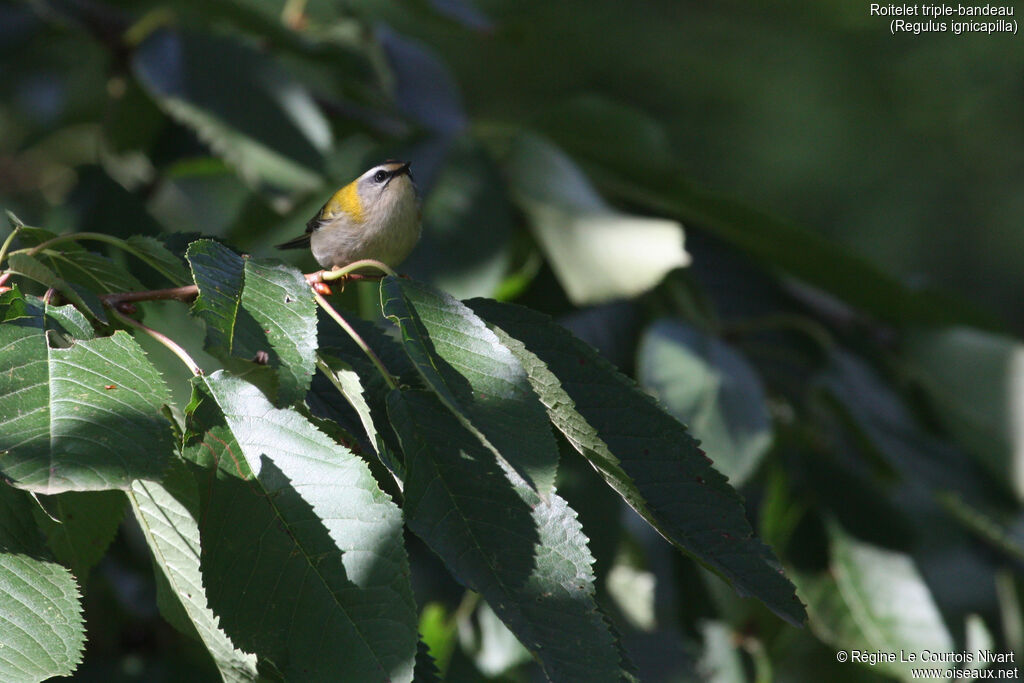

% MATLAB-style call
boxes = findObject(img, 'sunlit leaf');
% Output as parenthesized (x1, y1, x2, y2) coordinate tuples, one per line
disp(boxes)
(0, 288, 173, 493)
(381, 277, 559, 495)
(388, 389, 625, 681)
(794, 522, 953, 681)
(185, 372, 418, 682)
(505, 132, 689, 305)
(187, 239, 316, 405)
(128, 463, 259, 682)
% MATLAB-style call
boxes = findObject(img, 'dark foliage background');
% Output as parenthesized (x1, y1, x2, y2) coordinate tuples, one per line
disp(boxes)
(2, 0, 1023, 681)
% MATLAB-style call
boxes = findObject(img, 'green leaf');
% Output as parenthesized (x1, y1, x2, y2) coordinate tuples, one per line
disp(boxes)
(123, 235, 191, 287)
(794, 522, 953, 681)
(905, 327, 1024, 499)
(458, 601, 533, 677)
(381, 277, 559, 495)
(387, 390, 624, 681)
(128, 463, 259, 682)
(185, 372, 418, 682)
(638, 318, 773, 485)
(0, 289, 173, 493)
(315, 353, 405, 479)
(33, 491, 126, 581)
(309, 312, 424, 479)
(697, 621, 748, 683)
(7, 226, 153, 296)
(186, 239, 316, 405)
(43, 302, 94, 342)
(0, 483, 85, 682)
(39, 249, 145, 295)
(466, 298, 805, 626)
(133, 29, 327, 192)
(6, 254, 107, 323)
(413, 639, 441, 683)
(820, 350, 998, 500)
(504, 132, 689, 305)
(418, 603, 456, 677)
(534, 98, 1000, 331)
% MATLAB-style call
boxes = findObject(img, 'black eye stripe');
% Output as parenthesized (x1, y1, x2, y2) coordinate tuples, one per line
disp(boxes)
(373, 170, 389, 183)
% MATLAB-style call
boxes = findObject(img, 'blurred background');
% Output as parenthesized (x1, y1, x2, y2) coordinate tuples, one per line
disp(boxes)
(3, 0, 1024, 681)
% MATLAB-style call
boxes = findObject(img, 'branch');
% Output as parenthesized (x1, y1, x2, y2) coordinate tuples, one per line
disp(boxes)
(98, 270, 384, 306)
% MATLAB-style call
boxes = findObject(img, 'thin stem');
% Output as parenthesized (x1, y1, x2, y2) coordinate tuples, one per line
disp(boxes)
(21, 232, 131, 257)
(313, 289, 397, 390)
(109, 307, 203, 376)
(323, 259, 396, 281)
(0, 224, 21, 269)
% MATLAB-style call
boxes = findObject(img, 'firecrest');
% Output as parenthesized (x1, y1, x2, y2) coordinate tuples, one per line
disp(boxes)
(277, 161, 420, 269)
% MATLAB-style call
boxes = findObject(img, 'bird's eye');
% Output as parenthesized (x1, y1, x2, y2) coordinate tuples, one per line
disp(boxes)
(373, 170, 389, 183)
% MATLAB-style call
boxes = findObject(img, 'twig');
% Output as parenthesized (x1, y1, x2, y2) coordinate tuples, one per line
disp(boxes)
(102, 285, 201, 306)
(99, 270, 383, 306)
(312, 289, 397, 390)
(108, 307, 203, 376)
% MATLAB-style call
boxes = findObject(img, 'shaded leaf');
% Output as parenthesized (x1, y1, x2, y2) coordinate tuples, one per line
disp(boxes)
(128, 463, 259, 682)
(0, 288, 173, 493)
(413, 639, 441, 683)
(185, 372, 418, 682)
(403, 137, 515, 299)
(123, 235, 191, 287)
(381, 277, 559, 495)
(33, 490, 126, 581)
(133, 29, 327, 192)
(467, 298, 804, 625)
(388, 390, 624, 681)
(905, 328, 1024, 499)
(0, 483, 85, 682)
(378, 28, 466, 136)
(315, 353, 405, 480)
(6, 254, 107, 323)
(638, 318, 773, 485)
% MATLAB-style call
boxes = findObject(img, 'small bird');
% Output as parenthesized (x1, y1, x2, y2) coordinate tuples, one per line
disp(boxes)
(277, 161, 421, 270)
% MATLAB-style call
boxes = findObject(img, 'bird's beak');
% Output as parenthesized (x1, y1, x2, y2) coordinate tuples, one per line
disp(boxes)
(384, 162, 412, 189)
